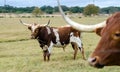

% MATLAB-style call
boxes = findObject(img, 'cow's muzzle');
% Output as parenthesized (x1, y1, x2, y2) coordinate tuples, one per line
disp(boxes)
(88, 56, 104, 68)
(31, 36, 36, 39)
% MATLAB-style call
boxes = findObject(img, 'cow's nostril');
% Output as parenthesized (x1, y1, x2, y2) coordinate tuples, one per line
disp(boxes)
(91, 57, 96, 63)
(88, 57, 98, 64)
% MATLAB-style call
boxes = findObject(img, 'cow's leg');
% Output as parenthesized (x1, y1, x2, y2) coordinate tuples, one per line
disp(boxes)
(71, 42, 78, 60)
(47, 41, 53, 61)
(70, 35, 86, 60)
(43, 51, 47, 61)
(71, 42, 75, 50)
(63, 47, 65, 52)
(76, 41, 86, 60)
(43, 50, 51, 61)
(79, 46, 86, 60)
(47, 53, 51, 61)
(42, 45, 49, 61)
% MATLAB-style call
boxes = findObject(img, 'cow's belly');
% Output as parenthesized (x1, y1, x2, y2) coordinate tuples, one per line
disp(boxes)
(53, 42, 68, 48)
(52, 28, 69, 48)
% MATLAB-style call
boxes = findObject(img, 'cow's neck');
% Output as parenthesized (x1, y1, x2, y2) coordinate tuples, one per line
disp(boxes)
(37, 26, 52, 45)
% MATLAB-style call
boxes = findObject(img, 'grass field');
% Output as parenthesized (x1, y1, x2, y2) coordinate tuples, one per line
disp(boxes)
(0, 16, 120, 72)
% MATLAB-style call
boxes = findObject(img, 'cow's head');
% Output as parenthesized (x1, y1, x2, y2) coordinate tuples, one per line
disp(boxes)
(88, 12, 120, 68)
(19, 19, 50, 39)
(57, 0, 120, 68)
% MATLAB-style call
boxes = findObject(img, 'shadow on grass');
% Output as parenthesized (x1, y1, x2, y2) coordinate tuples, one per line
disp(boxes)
(0, 53, 40, 58)
(0, 38, 31, 43)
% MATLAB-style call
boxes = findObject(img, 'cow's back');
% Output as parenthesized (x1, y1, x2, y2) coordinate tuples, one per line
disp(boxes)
(51, 26, 81, 46)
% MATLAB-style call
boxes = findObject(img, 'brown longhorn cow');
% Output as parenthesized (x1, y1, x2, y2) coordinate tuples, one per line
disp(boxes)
(19, 20, 86, 61)
(88, 12, 120, 68)
(57, 0, 120, 68)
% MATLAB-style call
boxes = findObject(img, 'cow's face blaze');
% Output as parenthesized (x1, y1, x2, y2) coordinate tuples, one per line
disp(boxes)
(28, 23, 41, 39)
(88, 12, 120, 68)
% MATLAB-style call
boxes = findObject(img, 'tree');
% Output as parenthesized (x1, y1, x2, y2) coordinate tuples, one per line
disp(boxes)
(32, 7, 43, 17)
(45, 6, 53, 14)
(70, 6, 83, 13)
(54, 6, 59, 12)
(83, 4, 100, 16)
(54, 5, 69, 12)
(100, 7, 119, 14)
(40, 6, 53, 14)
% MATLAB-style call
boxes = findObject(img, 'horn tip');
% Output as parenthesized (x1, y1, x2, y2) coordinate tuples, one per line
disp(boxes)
(19, 19, 22, 23)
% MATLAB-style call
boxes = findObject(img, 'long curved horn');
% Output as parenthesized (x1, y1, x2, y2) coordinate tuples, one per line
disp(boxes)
(19, 19, 31, 26)
(45, 19, 50, 26)
(57, 0, 106, 32)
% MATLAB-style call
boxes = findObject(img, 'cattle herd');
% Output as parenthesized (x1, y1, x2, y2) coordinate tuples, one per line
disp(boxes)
(19, 0, 120, 69)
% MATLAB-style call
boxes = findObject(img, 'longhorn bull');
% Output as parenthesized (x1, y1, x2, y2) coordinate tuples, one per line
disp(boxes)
(19, 20, 86, 61)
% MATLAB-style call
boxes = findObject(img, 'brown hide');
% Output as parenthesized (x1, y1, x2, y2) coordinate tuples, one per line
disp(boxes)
(88, 12, 120, 68)
(57, 26, 80, 45)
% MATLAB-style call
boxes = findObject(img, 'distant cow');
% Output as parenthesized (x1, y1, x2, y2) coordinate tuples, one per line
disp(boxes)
(19, 20, 85, 61)
(58, 0, 120, 68)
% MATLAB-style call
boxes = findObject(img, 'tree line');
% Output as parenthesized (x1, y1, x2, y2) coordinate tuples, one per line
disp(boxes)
(0, 5, 120, 15)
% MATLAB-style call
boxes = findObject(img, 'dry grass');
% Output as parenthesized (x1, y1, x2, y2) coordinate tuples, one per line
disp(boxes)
(0, 16, 120, 72)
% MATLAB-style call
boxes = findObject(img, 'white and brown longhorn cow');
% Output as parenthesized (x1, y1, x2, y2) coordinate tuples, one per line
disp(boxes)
(19, 20, 86, 61)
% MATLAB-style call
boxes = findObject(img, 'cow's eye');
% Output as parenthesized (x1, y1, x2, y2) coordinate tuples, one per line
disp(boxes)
(115, 33, 120, 37)
(35, 29, 39, 33)
(113, 32, 120, 40)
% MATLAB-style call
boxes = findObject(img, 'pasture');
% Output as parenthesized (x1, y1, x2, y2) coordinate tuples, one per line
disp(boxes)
(0, 16, 120, 72)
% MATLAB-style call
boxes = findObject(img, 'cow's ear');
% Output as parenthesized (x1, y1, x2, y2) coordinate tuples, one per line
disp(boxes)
(95, 27, 104, 36)
(28, 26, 31, 30)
